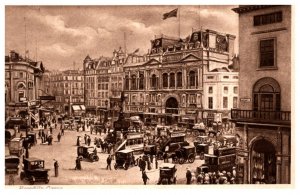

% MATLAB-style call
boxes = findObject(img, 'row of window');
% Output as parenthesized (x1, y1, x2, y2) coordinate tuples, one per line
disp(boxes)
(5, 71, 34, 80)
(208, 96, 238, 109)
(125, 71, 198, 90)
(208, 86, 238, 94)
(51, 76, 83, 81)
(207, 75, 239, 80)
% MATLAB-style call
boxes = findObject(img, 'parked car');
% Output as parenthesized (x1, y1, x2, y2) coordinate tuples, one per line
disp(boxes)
(8, 137, 24, 157)
(114, 149, 136, 170)
(26, 132, 37, 148)
(5, 155, 20, 174)
(20, 157, 50, 185)
(77, 145, 99, 162)
(174, 145, 196, 164)
(157, 163, 177, 185)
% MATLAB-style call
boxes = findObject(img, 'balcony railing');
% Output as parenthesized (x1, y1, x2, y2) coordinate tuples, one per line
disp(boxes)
(231, 109, 291, 125)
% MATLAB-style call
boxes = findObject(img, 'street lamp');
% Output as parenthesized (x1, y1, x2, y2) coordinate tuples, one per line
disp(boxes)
(104, 100, 108, 124)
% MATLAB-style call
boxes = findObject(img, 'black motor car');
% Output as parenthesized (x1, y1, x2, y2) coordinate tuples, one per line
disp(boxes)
(157, 163, 177, 185)
(77, 146, 99, 162)
(5, 155, 20, 174)
(20, 157, 50, 185)
(114, 149, 136, 170)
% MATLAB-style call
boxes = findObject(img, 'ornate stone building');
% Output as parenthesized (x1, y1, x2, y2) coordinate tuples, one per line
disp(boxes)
(123, 29, 237, 126)
(5, 50, 44, 119)
(232, 5, 291, 184)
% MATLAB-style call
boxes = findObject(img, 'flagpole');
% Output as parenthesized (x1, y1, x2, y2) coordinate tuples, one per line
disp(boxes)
(178, 7, 181, 38)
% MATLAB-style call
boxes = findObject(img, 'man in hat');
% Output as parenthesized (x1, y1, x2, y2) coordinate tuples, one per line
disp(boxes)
(142, 170, 150, 185)
(106, 155, 112, 170)
(54, 159, 59, 177)
(186, 167, 192, 184)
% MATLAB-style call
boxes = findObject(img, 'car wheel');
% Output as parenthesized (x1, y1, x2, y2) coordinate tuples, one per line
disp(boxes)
(92, 155, 99, 162)
(124, 164, 129, 170)
(20, 172, 24, 180)
(178, 158, 185, 165)
(188, 154, 195, 163)
(29, 176, 35, 185)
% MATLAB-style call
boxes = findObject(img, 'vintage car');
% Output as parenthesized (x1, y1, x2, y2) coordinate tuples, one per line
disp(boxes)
(157, 163, 177, 185)
(114, 149, 136, 170)
(9, 137, 24, 157)
(26, 132, 37, 148)
(20, 157, 50, 185)
(174, 145, 196, 164)
(77, 146, 99, 162)
(5, 155, 20, 174)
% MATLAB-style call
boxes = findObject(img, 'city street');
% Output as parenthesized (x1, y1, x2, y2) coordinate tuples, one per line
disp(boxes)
(5, 126, 204, 185)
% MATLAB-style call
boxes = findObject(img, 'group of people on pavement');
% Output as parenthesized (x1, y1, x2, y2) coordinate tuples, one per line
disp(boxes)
(186, 168, 238, 185)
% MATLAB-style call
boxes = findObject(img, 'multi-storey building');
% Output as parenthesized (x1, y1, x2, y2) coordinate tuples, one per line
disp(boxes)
(50, 70, 84, 115)
(123, 29, 237, 126)
(5, 50, 44, 120)
(108, 48, 126, 123)
(203, 68, 239, 125)
(83, 55, 111, 118)
(232, 5, 291, 184)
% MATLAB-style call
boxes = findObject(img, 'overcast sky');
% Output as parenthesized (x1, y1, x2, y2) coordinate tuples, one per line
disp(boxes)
(5, 5, 238, 70)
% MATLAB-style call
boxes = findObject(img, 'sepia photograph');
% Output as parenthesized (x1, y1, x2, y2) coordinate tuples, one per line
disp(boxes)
(2, 0, 296, 190)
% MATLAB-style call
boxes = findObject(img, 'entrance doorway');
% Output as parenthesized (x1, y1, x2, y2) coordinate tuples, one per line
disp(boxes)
(165, 97, 179, 125)
(251, 139, 276, 184)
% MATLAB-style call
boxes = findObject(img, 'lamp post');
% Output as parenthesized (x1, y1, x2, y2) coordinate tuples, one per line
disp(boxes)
(104, 100, 108, 124)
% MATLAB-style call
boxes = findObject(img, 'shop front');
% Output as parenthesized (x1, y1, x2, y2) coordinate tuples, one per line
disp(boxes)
(250, 139, 276, 184)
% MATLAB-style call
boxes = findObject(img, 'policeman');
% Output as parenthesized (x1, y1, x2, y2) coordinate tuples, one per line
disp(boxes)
(54, 159, 59, 177)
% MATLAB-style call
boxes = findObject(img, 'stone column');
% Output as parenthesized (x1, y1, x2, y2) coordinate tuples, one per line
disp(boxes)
(243, 124, 249, 184)
(276, 127, 282, 184)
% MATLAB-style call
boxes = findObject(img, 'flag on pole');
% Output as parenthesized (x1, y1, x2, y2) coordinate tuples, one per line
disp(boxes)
(163, 8, 178, 20)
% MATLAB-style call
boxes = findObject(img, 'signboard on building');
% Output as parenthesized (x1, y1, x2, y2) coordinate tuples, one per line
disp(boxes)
(19, 97, 27, 102)
(39, 96, 56, 101)
(240, 98, 251, 102)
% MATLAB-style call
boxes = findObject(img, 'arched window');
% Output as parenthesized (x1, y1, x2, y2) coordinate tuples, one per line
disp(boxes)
(189, 71, 196, 87)
(17, 82, 26, 89)
(163, 73, 168, 88)
(253, 77, 281, 113)
(151, 74, 157, 89)
(131, 75, 137, 90)
(125, 75, 129, 90)
(170, 73, 175, 88)
(139, 74, 144, 90)
(177, 72, 182, 87)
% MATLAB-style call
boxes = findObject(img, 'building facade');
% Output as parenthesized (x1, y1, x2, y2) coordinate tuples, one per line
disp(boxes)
(108, 48, 126, 123)
(83, 55, 111, 118)
(123, 29, 237, 126)
(232, 5, 291, 184)
(5, 50, 44, 119)
(50, 70, 84, 115)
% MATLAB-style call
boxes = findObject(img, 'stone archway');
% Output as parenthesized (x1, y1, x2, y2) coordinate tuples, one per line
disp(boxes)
(250, 138, 276, 184)
(165, 97, 179, 125)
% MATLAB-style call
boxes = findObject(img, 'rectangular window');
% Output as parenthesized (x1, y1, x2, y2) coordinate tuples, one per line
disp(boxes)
(260, 39, 275, 67)
(224, 87, 228, 94)
(254, 11, 282, 26)
(233, 76, 239, 79)
(234, 87, 238, 94)
(233, 97, 238, 109)
(223, 97, 228, 109)
(207, 76, 214, 79)
(223, 76, 229, 79)
(19, 72, 24, 78)
(209, 87, 213, 94)
(208, 97, 213, 109)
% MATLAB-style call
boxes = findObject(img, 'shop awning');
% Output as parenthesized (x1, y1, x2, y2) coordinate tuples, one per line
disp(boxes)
(72, 105, 81, 111)
(80, 105, 86, 111)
